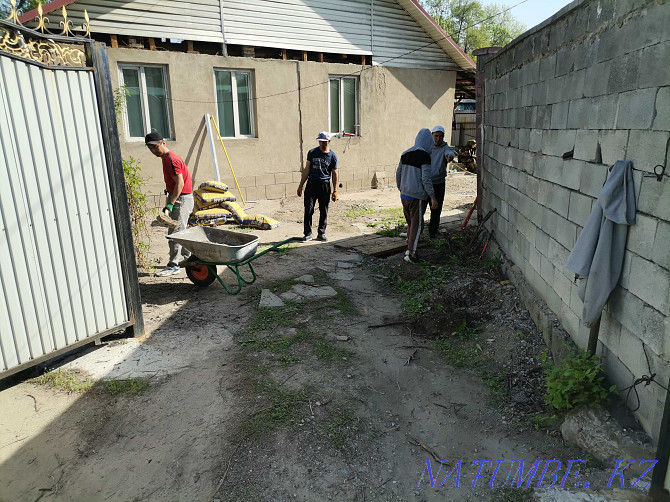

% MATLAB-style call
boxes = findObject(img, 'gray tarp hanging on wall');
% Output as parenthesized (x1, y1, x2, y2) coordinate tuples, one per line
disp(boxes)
(566, 160, 636, 327)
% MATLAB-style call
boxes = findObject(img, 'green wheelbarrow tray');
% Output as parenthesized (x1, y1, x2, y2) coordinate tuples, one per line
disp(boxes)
(167, 226, 301, 295)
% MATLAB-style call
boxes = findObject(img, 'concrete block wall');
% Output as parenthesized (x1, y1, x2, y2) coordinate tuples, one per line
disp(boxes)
(480, 0, 670, 441)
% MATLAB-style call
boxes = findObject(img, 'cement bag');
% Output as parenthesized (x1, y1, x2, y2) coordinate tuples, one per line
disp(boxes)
(221, 201, 247, 224)
(242, 215, 280, 230)
(194, 189, 237, 205)
(198, 180, 230, 193)
(194, 198, 221, 210)
(193, 207, 233, 220)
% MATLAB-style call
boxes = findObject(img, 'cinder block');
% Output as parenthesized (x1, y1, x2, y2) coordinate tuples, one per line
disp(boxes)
(599, 310, 622, 353)
(516, 128, 531, 151)
(619, 250, 633, 290)
(245, 185, 266, 201)
(553, 266, 575, 304)
(555, 215, 577, 249)
(556, 46, 584, 77)
(608, 287, 667, 356)
(540, 54, 557, 81)
(529, 246, 542, 273)
(560, 159, 583, 190)
(599, 130, 629, 166)
(652, 220, 670, 270)
(627, 213, 658, 260)
(548, 237, 570, 271)
(561, 302, 581, 339)
(580, 164, 608, 197)
(589, 94, 619, 130)
(569, 281, 583, 316)
(616, 88, 658, 129)
(583, 60, 611, 97)
(529, 129, 543, 152)
(618, 326, 651, 379)
(547, 184, 571, 218)
(274, 172, 294, 184)
(607, 51, 641, 93)
(526, 60, 541, 84)
(264, 183, 288, 199)
(637, 174, 670, 221)
(535, 228, 550, 256)
(574, 130, 600, 162)
(542, 130, 577, 157)
(626, 130, 670, 171)
(627, 255, 670, 314)
(567, 98, 593, 129)
(568, 192, 593, 227)
(525, 175, 540, 200)
(652, 86, 670, 131)
(551, 101, 570, 129)
(540, 253, 556, 284)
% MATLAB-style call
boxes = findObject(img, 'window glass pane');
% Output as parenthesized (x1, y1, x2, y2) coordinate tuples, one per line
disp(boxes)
(144, 67, 170, 138)
(122, 68, 144, 137)
(235, 72, 251, 136)
(329, 79, 340, 134)
(215, 71, 235, 137)
(343, 78, 356, 134)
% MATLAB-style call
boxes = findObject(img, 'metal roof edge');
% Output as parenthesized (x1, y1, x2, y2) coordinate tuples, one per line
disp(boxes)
(18, 0, 78, 23)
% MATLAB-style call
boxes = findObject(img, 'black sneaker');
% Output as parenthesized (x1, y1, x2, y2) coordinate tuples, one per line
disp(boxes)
(403, 254, 422, 264)
(302, 234, 313, 242)
(316, 234, 328, 242)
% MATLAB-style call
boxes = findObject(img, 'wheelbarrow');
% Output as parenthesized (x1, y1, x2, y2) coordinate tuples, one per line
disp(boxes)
(167, 226, 300, 294)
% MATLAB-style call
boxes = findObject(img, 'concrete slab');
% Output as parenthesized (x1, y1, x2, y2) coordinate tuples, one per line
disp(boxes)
(260, 289, 285, 307)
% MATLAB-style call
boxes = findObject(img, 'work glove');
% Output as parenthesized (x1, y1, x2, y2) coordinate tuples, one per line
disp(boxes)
(163, 202, 174, 215)
(297, 185, 303, 197)
(331, 190, 338, 202)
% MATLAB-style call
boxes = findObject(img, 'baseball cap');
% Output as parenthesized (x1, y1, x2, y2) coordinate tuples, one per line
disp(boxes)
(316, 131, 330, 142)
(145, 131, 164, 145)
(431, 126, 445, 134)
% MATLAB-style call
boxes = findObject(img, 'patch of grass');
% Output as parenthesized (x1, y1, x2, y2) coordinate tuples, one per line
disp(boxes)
(435, 340, 481, 368)
(334, 288, 359, 316)
(244, 380, 308, 436)
(314, 342, 353, 363)
(451, 318, 479, 339)
(258, 242, 298, 257)
(248, 305, 298, 334)
(489, 488, 534, 502)
(266, 277, 297, 295)
(104, 378, 149, 395)
(326, 407, 356, 447)
(479, 369, 508, 404)
(32, 369, 93, 394)
(531, 412, 559, 431)
(386, 264, 452, 317)
(344, 206, 378, 218)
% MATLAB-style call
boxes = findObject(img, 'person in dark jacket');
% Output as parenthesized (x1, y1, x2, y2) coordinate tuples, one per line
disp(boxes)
(396, 129, 437, 263)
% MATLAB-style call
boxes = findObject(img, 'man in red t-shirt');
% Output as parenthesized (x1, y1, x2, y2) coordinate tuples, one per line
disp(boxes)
(145, 132, 194, 277)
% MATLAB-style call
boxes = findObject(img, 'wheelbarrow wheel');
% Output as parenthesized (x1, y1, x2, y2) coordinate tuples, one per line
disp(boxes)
(186, 264, 217, 287)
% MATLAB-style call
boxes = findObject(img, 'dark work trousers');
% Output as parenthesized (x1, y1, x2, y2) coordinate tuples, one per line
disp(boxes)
(402, 198, 423, 255)
(420, 182, 445, 237)
(303, 180, 331, 237)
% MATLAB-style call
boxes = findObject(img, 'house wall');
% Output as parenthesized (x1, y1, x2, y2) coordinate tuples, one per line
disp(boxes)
(109, 48, 456, 201)
(480, 0, 670, 441)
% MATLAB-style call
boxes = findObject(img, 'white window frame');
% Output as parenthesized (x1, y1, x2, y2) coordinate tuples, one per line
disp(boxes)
(117, 64, 173, 141)
(213, 69, 256, 138)
(328, 75, 360, 137)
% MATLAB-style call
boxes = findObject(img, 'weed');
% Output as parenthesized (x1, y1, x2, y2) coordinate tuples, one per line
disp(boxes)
(123, 157, 151, 267)
(248, 305, 298, 334)
(32, 369, 93, 394)
(104, 378, 149, 395)
(435, 340, 480, 368)
(113, 85, 129, 125)
(451, 318, 479, 339)
(266, 277, 297, 295)
(334, 288, 359, 316)
(326, 407, 356, 447)
(479, 369, 509, 404)
(258, 243, 298, 257)
(386, 264, 452, 317)
(542, 350, 614, 410)
(489, 488, 534, 502)
(244, 380, 308, 436)
(344, 206, 377, 218)
(314, 342, 352, 362)
(531, 413, 559, 430)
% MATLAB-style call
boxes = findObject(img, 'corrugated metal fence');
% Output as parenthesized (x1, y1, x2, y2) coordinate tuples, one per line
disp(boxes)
(0, 21, 143, 378)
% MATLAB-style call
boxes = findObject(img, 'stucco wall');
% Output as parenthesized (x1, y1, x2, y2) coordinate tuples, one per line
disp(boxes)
(480, 0, 669, 440)
(107, 48, 456, 203)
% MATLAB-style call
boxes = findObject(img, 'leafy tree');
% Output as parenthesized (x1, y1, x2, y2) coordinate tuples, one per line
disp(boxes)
(421, 0, 526, 57)
(1, 0, 43, 18)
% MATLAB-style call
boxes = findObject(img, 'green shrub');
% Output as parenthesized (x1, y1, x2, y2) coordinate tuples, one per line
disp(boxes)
(543, 350, 614, 410)
(123, 157, 150, 267)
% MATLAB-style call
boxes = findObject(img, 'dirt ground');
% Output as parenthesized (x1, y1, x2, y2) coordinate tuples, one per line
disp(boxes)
(0, 174, 650, 502)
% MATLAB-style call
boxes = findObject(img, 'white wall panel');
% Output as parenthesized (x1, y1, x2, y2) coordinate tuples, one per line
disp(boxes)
(0, 54, 128, 374)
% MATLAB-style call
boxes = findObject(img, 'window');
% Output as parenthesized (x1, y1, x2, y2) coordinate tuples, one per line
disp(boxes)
(329, 76, 359, 136)
(214, 69, 255, 138)
(118, 65, 172, 140)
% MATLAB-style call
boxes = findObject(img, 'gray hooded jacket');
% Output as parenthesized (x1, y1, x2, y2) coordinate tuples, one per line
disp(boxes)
(396, 129, 435, 200)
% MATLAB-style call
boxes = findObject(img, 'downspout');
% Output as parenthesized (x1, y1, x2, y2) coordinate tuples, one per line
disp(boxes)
(218, 0, 228, 56)
(296, 62, 304, 169)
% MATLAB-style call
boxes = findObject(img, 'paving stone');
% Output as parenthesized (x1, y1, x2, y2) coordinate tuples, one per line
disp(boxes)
(296, 274, 314, 284)
(280, 291, 303, 302)
(290, 284, 338, 298)
(260, 289, 285, 307)
(329, 271, 354, 281)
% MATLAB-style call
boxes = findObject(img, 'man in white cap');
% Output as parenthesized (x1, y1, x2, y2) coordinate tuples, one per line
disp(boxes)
(421, 126, 455, 239)
(297, 132, 339, 241)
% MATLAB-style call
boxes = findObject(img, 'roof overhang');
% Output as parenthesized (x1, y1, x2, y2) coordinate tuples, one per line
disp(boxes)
(398, 0, 475, 72)
(19, 0, 77, 22)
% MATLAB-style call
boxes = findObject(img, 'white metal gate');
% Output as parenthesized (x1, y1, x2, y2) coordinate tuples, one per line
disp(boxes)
(0, 15, 143, 378)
